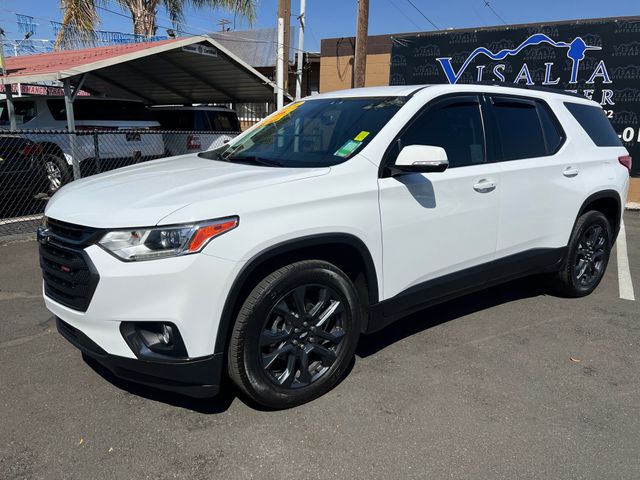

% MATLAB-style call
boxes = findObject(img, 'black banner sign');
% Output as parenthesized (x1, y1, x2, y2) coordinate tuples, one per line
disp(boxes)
(389, 18, 640, 176)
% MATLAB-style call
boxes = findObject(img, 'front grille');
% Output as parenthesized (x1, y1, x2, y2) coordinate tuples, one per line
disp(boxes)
(39, 218, 100, 312)
(47, 218, 99, 246)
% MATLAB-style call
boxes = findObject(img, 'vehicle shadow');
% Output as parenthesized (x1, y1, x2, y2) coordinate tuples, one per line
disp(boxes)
(356, 274, 548, 358)
(82, 353, 236, 414)
(81, 275, 547, 413)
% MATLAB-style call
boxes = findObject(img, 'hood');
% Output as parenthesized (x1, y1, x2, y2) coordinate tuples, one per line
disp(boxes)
(45, 154, 329, 228)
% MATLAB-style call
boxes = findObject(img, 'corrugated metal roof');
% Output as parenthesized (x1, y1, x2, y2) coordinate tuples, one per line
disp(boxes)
(211, 28, 296, 68)
(1, 39, 178, 81)
(0, 36, 285, 103)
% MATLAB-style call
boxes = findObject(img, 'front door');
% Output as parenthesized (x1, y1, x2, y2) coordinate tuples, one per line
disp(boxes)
(378, 95, 501, 304)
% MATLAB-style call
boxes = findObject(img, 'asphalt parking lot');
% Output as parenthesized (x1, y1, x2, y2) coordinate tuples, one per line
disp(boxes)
(1, 212, 638, 480)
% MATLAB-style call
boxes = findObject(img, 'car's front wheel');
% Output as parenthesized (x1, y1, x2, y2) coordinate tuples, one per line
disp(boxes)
(228, 260, 361, 409)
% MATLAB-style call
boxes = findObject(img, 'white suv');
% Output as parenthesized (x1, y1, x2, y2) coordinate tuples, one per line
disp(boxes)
(38, 84, 631, 408)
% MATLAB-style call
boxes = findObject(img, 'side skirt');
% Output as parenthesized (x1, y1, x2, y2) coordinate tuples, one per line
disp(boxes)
(366, 247, 566, 334)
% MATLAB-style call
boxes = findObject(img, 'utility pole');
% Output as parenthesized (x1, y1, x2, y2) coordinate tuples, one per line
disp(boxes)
(277, 0, 291, 93)
(276, 17, 285, 109)
(0, 27, 6, 76)
(354, 0, 369, 88)
(295, 0, 306, 100)
(217, 19, 231, 32)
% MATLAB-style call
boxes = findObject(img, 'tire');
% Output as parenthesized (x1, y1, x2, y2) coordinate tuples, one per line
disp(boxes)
(228, 260, 362, 409)
(41, 154, 71, 195)
(552, 210, 612, 297)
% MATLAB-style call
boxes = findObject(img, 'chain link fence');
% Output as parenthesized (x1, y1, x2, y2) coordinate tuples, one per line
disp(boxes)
(0, 129, 240, 240)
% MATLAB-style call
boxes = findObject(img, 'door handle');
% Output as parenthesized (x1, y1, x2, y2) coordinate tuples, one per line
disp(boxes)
(563, 166, 579, 178)
(473, 179, 496, 193)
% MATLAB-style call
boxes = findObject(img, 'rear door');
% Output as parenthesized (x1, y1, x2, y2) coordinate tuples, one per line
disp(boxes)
(378, 94, 501, 302)
(485, 94, 580, 258)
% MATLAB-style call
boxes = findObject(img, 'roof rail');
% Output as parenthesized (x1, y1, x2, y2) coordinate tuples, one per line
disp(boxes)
(468, 81, 587, 99)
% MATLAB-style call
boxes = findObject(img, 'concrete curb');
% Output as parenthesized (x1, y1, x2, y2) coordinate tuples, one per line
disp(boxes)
(626, 202, 640, 211)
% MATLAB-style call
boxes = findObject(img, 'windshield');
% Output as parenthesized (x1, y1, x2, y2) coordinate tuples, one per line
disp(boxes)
(199, 96, 407, 167)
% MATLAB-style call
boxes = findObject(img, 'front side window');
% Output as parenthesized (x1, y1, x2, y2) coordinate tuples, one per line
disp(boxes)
(200, 97, 407, 167)
(0, 100, 37, 126)
(396, 96, 486, 168)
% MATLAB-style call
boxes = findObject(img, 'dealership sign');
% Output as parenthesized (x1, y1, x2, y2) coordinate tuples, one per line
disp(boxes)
(389, 18, 640, 176)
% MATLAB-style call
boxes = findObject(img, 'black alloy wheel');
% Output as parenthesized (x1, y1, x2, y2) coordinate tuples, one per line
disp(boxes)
(552, 210, 612, 297)
(573, 223, 607, 288)
(260, 284, 347, 389)
(228, 260, 361, 409)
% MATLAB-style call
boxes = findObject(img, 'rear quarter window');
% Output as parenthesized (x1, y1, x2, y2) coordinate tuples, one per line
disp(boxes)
(564, 102, 622, 147)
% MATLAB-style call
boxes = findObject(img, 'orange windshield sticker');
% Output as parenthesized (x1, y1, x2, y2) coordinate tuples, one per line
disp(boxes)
(259, 102, 305, 126)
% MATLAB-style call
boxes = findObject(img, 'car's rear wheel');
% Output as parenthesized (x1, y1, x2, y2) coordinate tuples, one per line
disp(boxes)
(228, 260, 361, 409)
(552, 210, 612, 297)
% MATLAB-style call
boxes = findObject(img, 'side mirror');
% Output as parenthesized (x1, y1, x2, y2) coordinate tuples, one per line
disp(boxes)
(392, 145, 449, 174)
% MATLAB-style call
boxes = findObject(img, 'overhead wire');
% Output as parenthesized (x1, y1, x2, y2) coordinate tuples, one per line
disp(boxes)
(482, 0, 508, 25)
(387, 0, 423, 31)
(403, 0, 440, 30)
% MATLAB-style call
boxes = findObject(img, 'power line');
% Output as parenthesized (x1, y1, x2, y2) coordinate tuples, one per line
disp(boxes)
(482, 1, 508, 25)
(388, 0, 423, 31)
(1, 6, 316, 56)
(95, 4, 314, 55)
(404, 0, 440, 30)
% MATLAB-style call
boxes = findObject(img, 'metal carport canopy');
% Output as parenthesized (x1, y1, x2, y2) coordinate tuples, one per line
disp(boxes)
(0, 35, 285, 104)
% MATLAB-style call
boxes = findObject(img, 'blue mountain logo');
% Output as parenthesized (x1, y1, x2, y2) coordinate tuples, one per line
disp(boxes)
(436, 33, 601, 84)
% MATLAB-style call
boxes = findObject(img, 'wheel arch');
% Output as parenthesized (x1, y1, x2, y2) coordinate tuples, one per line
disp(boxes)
(214, 233, 379, 354)
(577, 189, 622, 241)
(36, 141, 70, 166)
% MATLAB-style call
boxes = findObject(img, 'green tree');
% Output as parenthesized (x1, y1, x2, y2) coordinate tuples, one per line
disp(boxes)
(56, 0, 256, 48)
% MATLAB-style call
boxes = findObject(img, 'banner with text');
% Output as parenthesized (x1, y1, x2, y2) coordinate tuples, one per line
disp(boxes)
(389, 18, 640, 176)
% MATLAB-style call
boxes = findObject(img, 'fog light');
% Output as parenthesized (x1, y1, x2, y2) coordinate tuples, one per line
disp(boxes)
(120, 322, 188, 361)
(160, 324, 172, 345)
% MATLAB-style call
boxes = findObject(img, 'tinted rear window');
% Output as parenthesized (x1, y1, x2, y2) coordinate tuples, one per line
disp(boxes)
(47, 99, 154, 121)
(491, 97, 547, 160)
(564, 103, 622, 147)
(537, 103, 564, 153)
(151, 110, 194, 130)
(206, 111, 240, 131)
(151, 109, 240, 131)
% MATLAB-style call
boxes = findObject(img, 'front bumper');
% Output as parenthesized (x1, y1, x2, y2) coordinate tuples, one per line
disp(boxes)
(57, 317, 222, 398)
(44, 244, 242, 359)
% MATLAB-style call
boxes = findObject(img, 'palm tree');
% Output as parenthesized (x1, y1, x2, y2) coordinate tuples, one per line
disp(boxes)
(56, 0, 256, 48)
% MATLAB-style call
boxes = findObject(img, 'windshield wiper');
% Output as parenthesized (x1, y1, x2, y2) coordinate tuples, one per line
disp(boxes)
(198, 150, 226, 161)
(226, 155, 284, 167)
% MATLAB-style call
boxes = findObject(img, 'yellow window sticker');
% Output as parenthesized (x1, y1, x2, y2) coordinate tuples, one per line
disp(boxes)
(354, 131, 370, 142)
(259, 102, 304, 126)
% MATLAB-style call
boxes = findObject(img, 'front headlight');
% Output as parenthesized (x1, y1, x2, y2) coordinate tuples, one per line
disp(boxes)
(98, 216, 238, 261)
